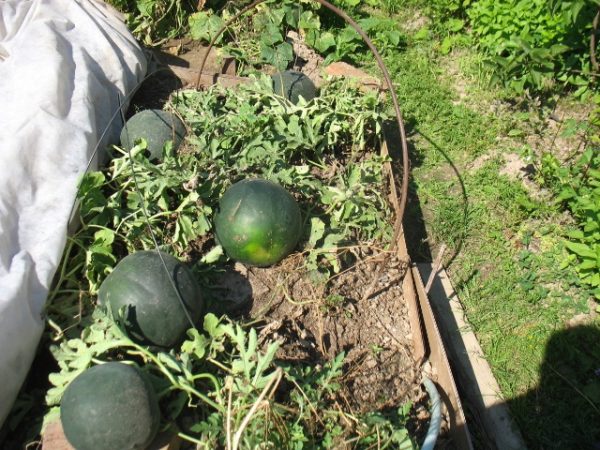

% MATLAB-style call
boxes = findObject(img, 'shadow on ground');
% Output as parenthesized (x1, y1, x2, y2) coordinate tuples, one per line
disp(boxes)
(383, 118, 470, 268)
(504, 324, 600, 450)
(383, 118, 432, 262)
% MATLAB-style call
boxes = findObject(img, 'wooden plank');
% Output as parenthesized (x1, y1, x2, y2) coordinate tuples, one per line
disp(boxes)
(41, 421, 74, 450)
(395, 226, 426, 364)
(151, 42, 246, 89)
(402, 268, 427, 364)
(166, 66, 250, 88)
(42, 419, 181, 450)
(153, 43, 237, 76)
(417, 264, 527, 450)
(412, 265, 474, 450)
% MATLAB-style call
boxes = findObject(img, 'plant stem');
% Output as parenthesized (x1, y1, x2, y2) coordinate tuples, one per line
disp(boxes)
(591, 7, 600, 73)
(177, 431, 206, 445)
(191, 372, 224, 404)
(232, 368, 283, 450)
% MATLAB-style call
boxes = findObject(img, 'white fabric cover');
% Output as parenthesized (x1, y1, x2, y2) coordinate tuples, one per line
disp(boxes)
(0, 0, 146, 426)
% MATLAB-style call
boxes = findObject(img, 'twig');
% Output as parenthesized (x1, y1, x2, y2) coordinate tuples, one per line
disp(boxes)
(232, 368, 283, 450)
(282, 289, 317, 306)
(425, 243, 447, 294)
(285, 375, 326, 427)
(306, 279, 328, 358)
(334, 400, 355, 428)
(591, 7, 600, 74)
(226, 377, 233, 450)
(326, 248, 394, 285)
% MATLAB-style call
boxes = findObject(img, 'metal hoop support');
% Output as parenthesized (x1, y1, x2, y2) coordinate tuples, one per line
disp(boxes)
(195, 0, 410, 233)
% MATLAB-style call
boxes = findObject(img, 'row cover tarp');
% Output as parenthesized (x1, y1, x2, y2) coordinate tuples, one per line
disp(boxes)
(0, 0, 146, 427)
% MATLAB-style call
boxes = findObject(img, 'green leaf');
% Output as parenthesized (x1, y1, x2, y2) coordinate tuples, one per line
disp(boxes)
(136, 0, 154, 16)
(508, 128, 524, 137)
(174, 214, 195, 245)
(78, 172, 106, 196)
(440, 37, 454, 55)
(567, 229, 585, 240)
(315, 31, 336, 54)
(158, 352, 183, 374)
(568, 1, 585, 22)
(200, 245, 223, 264)
(284, 4, 302, 28)
(557, 187, 577, 202)
(181, 329, 208, 360)
(447, 18, 465, 32)
(259, 23, 284, 47)
(308, 217, 325, 248)
(203, 313, 222, 338)
(323, 233, 344, 250)
(93, 228, 115, 247)
(579, 259, 599, 270)
(549, 44, 570, 56)
(299, 11, 321, 31)
(413, 27, 430, 41)
(188, 12, 225, 43)
(260, 42, 293, 71)
(564, 241, 596, 258)
(253, 342, 279, 386)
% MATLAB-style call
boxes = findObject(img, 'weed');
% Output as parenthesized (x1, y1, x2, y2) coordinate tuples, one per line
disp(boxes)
(107, 0, 193, 46)
(539, 146, 600, 299)
(323, 293, 345, 311)
(414, 0, 600, 96)
(370, 344, 384, 355)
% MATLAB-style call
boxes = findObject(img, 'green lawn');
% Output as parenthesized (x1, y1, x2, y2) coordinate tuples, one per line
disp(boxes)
(372, 5, 600, 448)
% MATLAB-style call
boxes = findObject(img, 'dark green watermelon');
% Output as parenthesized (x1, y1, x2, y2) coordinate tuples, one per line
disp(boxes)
(120, 109, 186, 160)
(61, 362, 160, 450)
(271, 70, 317, 104)
(214, 179, 303, 267)
(98, 251, 202, 347)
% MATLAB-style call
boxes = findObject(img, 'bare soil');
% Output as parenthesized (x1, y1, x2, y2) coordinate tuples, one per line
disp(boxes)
(209, 247, 430, 440)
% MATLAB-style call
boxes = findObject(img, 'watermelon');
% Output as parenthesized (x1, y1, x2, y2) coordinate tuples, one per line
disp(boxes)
(98, 251, 203, 347)
(120, 109, 186, 160)
(271, 70, 317, 104)
(61, 362, 160, 450)
(214, 179, 303, 267)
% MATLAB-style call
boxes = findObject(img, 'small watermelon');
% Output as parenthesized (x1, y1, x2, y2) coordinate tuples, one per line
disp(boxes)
(98, 251, 203, 347)
(271, 70, 317, 104)
(120, 109, 186, 160)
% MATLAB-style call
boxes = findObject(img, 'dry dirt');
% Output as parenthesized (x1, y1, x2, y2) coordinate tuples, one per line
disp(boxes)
(209, 246, 431, 440)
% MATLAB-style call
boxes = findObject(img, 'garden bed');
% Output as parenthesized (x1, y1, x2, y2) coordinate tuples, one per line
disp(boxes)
(6, 32, 466, 449)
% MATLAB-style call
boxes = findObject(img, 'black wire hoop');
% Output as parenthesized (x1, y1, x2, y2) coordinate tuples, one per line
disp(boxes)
(195, 0, 410, 237)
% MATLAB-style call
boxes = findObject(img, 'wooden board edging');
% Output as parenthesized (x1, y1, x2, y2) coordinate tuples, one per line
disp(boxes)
(411, 265, 474, 450)
(417, 264, 528, 450)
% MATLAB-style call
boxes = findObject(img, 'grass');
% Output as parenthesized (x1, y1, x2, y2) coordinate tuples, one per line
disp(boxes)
(364, 4, 600, 448)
